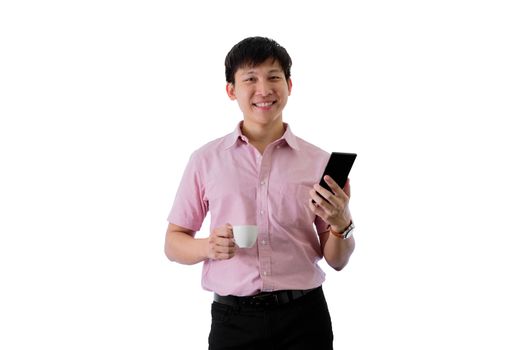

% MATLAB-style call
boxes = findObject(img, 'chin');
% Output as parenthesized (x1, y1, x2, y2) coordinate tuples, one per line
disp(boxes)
(249, 114, 281, 125)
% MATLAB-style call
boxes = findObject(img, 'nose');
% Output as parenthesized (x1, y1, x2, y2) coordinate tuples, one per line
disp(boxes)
(255, 79, 273, 96)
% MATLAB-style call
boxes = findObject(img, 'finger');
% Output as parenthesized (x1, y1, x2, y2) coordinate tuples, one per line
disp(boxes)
(217, 236, 236, 247)
(312, 184, 335, 205)
(324, 175, 347, 198)
(212, 242, 235, 257)
(308, 197, 320, 211)
(217, 243, 236, 253)
(343, 178, 351, 198)
(225, 244, 236, 258)
(225, 224, 234, 237)
(313, 183, 344, 209)
(215, 249, 235, 260)
(308, 199, 329, 222)
(308, 198, 320, 214)
(218, 251, 235, 260)
(309, 189, 336, 214)
(309, 188, 328, 208)
(214, 225, 233, 238)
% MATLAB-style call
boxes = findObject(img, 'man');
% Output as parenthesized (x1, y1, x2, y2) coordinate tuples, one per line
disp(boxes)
(165, 36, 356, 349)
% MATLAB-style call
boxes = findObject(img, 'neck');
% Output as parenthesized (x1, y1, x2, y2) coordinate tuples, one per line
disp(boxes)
(241, 119, 285, 154)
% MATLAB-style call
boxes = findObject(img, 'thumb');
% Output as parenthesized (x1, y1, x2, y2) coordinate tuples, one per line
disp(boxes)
(343, 178, 350, 196)
(225, 223, 234, 237)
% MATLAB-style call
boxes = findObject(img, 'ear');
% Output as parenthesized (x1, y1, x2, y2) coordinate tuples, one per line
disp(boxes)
(287, 78, 293, 96)
(226, 83, 236, 100)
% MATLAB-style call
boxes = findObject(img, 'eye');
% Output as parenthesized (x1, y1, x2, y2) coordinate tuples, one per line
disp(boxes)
(270, 76, 281, 80)
(244, 77, 256, 82)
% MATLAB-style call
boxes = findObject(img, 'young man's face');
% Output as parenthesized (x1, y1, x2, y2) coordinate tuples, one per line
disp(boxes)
(226, 58, 292, 127)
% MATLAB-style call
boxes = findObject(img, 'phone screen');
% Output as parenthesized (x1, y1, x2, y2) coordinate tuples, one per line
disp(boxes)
(319, 152, 357, 194)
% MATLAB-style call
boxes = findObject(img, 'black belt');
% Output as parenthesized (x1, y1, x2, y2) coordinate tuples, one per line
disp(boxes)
(213, 287, 319, 307)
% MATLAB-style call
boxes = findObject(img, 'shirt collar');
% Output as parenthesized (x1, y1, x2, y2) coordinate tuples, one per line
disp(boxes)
(224, 121, 300, 151)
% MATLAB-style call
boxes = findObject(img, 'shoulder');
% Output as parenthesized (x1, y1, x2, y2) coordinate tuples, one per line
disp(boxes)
(295, 136, 330, 160)
(187, 133, 232, 166)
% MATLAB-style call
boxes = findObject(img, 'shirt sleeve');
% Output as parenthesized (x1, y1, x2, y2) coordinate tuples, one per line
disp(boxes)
(167, 152, 208, 233)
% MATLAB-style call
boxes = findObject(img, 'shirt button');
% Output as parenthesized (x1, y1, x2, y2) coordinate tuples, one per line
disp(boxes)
(260, 210, 264, 215)
(261, 240, 266, 245)
(263, 271, 268, 276)
(260, 180, 265, 185)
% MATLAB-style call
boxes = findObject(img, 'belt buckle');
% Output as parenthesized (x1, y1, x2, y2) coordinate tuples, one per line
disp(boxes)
(251, 293, 279, 306)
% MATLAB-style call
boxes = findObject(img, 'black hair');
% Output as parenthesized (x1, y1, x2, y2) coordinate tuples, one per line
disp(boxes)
(224, 36, 292, 84)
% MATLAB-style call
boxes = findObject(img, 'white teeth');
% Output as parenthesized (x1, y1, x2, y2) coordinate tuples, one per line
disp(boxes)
(255, 102, 273, 107)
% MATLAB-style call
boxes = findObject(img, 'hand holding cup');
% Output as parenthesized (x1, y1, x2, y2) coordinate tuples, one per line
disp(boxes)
(207, 224, 236, 260)
(232, 225, 258, 248)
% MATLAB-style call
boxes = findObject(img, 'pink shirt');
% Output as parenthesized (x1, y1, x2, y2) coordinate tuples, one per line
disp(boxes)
(168, 122, 331, 296)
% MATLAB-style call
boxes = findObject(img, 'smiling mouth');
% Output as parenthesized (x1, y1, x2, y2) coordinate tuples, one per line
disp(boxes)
(253, 101, 276, 108)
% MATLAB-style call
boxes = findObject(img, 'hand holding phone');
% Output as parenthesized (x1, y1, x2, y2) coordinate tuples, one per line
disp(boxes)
(318, 152, 357, 198)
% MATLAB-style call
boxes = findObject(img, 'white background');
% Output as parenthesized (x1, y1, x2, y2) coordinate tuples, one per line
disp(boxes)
(1, 0, 523, 349)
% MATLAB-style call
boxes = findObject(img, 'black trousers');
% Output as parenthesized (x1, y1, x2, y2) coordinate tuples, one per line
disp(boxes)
(208, 286, 333, 350)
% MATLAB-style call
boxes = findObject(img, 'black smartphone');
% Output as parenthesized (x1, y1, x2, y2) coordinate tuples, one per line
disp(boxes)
(318, 152, 357, 195)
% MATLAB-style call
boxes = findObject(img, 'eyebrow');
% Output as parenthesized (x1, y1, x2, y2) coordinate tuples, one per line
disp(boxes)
(240, 68, 283, 76)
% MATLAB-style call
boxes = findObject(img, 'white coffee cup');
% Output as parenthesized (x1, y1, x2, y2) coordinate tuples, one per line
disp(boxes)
(232, 225, 259, 248)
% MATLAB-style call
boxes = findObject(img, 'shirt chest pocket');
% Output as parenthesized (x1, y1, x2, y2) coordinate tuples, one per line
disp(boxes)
(271, 183, 315, 228)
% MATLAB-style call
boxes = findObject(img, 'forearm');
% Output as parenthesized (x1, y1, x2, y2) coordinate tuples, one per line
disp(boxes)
(165, 230, 208, 265)
(322, 233, 355, 271)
